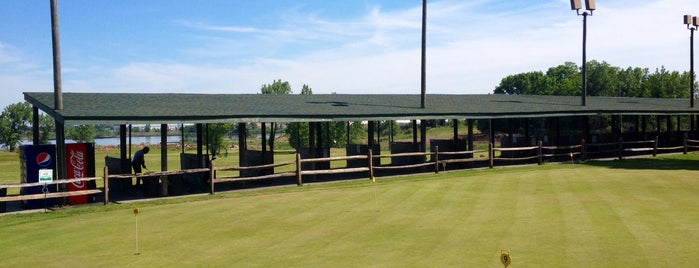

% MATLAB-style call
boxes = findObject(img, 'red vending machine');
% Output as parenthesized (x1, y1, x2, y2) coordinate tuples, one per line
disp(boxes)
(66, 143, 96, 205)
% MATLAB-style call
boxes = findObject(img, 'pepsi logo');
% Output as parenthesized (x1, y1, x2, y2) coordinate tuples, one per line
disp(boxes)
(36, 152, 52, 167)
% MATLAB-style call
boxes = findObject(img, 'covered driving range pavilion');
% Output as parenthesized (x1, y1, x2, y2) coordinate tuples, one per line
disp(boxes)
(22, 92, 699, 196)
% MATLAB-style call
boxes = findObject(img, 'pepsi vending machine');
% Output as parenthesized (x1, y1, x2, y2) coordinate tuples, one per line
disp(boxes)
(66, 143, 96, 204)
(20, 144, 57, 209)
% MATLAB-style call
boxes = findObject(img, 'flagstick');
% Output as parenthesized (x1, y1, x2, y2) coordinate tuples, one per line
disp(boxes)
(570, 152, 575, 167)
(135, 216, 139, 255)
(134, 207, 140, 255)
(372, 177, 378, 210)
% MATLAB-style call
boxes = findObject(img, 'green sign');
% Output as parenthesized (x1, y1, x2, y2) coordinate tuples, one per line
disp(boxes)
(38, 169, 53, 183)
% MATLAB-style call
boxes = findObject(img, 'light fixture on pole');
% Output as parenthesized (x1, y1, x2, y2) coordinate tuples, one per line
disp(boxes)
(570, 0, 595, 106)
(684, 15, 698, 108)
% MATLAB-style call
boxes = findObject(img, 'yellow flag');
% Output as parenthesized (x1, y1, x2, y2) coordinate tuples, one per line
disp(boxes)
(372, 177, 376, 184)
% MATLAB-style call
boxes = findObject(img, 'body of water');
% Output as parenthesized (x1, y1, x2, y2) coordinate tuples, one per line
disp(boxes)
(23, 136, 182, 147)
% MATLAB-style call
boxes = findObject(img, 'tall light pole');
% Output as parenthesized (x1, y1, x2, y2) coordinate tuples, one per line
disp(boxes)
(50, 0, 67, 182)
(570, 0, 595, 106)
(421, 0, 427, 109)
(51, 0, 62, 111)
(685, 15, 698, 108)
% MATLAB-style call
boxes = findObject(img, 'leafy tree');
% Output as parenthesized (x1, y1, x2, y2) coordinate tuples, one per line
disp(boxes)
(287, 121, 365, 149)
(261, 79, 293, 95)
(587, 60, 620, 96)
(328, 121, 365, 148)
(283, 84, 366, 149)
(38, 113, 55, 144)
(0, 102, 32, 151)
(208, 123, 234, 157)
(545, 62, 580, 95)
(616, 67, 648, 97)
(379, 120, 399, 140)
(300, 84, 313, 95)
(494, 61, 693, 99)
(286, 84, 311, 149)
(68, 125, 96, 143)
(494, 71, 550, 95)
(286, 121, 310, 149)
(487, 61, 697, 138)
(260, 79, 293, 152)
(643, 67, 687, 98)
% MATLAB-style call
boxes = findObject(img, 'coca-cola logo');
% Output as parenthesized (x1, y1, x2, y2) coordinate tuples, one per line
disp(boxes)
(69, 149, 86, 189)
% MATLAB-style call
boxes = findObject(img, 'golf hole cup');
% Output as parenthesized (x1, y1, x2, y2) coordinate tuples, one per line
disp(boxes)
(500, 249, 512, 268)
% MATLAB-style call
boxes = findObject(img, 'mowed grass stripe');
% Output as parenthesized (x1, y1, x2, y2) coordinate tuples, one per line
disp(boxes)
(291, 176, 479, 266)
(597, 170, 668, 266)
(454, 170, 520, 266)
(415, 174, 487, 266)
(557, 168, 606, 267)
(370, 174, 476, 266)
(225, 189, 378, 266)
(506, 170, 567, 267)
(594, 169, 698, 267)
(573, 168, 650, 266)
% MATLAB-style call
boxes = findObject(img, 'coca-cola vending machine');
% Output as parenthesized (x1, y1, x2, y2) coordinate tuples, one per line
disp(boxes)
(66, 143, 96, 205)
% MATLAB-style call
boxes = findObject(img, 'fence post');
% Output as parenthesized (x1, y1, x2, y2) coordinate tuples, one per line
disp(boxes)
(368, 149, 374, 180)
(684, 137, 688, 154)
(434, 146, 439, 173)
(209, 159, 215, 194)
(653, 136, 658, 157)
(489, 142, 494, 168)
(581, 139, 587, 161)
(103, 166, 109, 205)
(537, 140, 543, 165)
(296, 153, 303, 186)
(618, 137, 623, 160)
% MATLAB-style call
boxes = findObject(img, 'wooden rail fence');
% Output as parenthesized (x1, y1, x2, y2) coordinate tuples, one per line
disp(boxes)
(0, 177, 105, 204)
(4, 137, 699, 212)
(201, 136, 699, 194)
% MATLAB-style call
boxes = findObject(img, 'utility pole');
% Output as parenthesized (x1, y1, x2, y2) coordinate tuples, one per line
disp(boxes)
(50, 0, 67, 181)
(420, 0, 427, 109)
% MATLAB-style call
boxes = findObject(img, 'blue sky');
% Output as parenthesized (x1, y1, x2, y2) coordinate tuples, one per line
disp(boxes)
(0, 0, 696, 109)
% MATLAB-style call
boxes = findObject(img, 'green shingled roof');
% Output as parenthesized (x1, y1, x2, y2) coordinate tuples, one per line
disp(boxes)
(24, 92, 699, 124)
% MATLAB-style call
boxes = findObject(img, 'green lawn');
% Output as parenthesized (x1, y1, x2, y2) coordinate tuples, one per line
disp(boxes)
(2, 154, 699, 267)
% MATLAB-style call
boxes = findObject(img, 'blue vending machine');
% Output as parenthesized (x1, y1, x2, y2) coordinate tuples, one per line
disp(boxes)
(20, 144, 57, 209)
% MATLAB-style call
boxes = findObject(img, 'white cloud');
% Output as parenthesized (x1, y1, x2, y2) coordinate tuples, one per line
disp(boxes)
(0, 42, 20, 64)
(0, 42, 54, 108)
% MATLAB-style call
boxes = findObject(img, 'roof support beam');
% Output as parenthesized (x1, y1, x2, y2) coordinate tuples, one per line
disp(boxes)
(32, 107, 40, 145)
(119, 125, 128, 172)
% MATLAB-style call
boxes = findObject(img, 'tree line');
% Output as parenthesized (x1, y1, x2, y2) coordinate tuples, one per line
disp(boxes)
(480, 61, 698, 138)
(494, 61, 696, 98)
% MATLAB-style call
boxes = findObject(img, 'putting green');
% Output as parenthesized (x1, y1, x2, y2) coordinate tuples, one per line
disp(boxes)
(2, 155, 698, 267)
